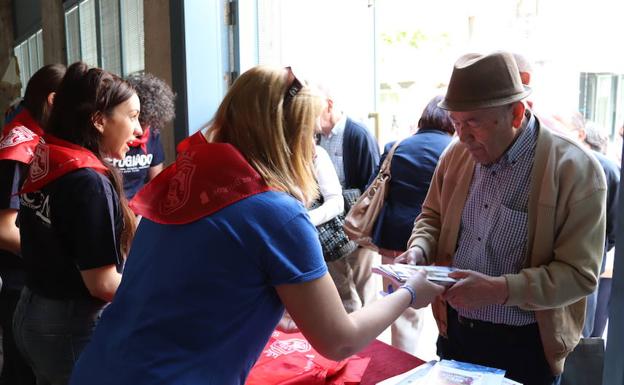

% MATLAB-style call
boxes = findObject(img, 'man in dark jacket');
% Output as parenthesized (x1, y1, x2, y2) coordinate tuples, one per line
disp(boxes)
(317, 88, 380, 312)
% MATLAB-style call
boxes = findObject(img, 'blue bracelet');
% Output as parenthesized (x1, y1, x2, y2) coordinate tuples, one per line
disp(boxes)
(400, 284, 416, 306)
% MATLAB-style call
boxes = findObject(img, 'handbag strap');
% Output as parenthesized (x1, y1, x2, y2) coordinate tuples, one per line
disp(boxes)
(378, 137, 407, 177)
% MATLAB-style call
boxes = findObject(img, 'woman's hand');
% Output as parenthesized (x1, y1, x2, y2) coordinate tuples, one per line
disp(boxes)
(403, 269, 446, 309)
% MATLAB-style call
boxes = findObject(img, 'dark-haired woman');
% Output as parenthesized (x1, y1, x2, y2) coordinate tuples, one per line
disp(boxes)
(371, 95, 455, 354)
(12, 62, 140, 385)
(0, 63, 66, 385)
(113, 73, 175, 200)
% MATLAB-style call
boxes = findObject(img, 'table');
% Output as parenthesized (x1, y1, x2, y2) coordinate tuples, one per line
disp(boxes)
(358, 339, 425, 385)
(248, 334, 425, 385)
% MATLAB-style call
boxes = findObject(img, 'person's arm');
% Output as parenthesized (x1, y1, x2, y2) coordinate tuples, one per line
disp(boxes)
(80, 265, 121, 302)
(308, 146, 344, 226)
(0, 209, 20, 255)
(58, 171, 124, 302)
(0, 161, 24, 255)
(402, 144, 454, 263)
(604, 163, 619, 252)
(276, 270, 444, 361)
(265, 207, 444, 360)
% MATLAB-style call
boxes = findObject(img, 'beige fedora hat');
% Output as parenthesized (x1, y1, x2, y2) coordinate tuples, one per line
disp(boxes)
(438, 51, 531, 111)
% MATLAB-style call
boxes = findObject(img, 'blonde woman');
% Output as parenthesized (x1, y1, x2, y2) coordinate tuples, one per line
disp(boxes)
(69, 66, 444, 385)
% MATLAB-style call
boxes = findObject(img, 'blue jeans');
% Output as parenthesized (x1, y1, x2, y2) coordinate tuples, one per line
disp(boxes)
(583, 288, 598, 337)
(12, 287, 106, 385)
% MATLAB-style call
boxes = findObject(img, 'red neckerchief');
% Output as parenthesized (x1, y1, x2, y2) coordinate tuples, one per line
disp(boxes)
(130, 138, 270, 224)
(20, 134, 109, 194)
(0, 108, 44, 164)
(176, 130, 207, 153)
(128, 126, 150, 153)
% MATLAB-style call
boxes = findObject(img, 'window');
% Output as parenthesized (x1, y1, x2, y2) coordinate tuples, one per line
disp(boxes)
(580, 72, 622, 137)
(64, 0, 144, 76)
(120, 0, 144, 75)
(13, 30, 44, 96)
(65, 6, 81, 64)
(99, 0, 122, 75)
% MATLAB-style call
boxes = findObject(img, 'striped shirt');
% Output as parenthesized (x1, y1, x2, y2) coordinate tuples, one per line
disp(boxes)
(453, 113, 538, 325)
(319, 116, 347, 187)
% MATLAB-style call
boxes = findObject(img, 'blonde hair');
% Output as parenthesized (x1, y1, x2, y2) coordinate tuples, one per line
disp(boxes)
(210, 66, 321, 203)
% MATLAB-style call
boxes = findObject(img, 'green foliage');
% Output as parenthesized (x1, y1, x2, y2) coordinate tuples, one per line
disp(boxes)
(381, 29, 428, 48)
(381, 30, 450, 50)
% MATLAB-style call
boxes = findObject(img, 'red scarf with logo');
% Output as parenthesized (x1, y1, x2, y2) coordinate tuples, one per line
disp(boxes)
(130, 133, 270, 225)
(0, 108, 44, 164)
(20, 134, 109, 194)
(176, 130, 207, 153)
(127, 126, 150, 153)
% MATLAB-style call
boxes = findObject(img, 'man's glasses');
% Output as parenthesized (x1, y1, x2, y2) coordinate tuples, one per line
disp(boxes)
(284, 66, 304, 106)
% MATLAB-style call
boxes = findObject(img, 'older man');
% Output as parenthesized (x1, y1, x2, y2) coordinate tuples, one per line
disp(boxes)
(397, 51, 606, 385)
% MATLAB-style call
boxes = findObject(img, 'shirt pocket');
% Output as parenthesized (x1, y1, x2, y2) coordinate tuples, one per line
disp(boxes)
(487, 205, 528, 274)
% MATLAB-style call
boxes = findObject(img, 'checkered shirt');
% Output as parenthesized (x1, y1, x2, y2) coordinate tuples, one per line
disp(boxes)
(453, 113, 538, 326)
(319, 116, 347, 187)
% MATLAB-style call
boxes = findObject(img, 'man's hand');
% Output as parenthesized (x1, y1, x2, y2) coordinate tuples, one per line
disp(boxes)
(394, 247, 426, 266)
(444, 270, 508, 310)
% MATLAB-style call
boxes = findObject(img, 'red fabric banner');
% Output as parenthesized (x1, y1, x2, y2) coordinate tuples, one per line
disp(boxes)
(246, 331, 371, 385)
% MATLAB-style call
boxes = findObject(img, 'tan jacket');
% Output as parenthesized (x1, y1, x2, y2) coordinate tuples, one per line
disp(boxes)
(408, 120, 606, 375)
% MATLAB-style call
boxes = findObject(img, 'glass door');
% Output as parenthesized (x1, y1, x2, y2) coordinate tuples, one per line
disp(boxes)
(252, 0, 378, 138)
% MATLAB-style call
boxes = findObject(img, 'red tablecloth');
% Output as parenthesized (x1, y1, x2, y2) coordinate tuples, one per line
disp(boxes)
(247, 334, 424, 385)
(358, 339, 425, 385)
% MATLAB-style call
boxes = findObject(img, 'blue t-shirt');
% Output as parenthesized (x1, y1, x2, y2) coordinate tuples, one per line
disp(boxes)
(111, 129, 165, 199)
(70, 191, 327, 385)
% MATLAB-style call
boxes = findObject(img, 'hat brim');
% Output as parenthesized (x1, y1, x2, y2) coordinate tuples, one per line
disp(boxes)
(438, 86, 531, 111)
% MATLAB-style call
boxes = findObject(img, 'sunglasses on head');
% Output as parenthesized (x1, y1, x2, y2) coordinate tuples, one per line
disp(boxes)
(284, 66, 304, 106)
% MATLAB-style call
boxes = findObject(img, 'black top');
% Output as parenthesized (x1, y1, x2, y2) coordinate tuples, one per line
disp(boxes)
(593, 151, 620, 272)
(0, 160, 26, 289)
(111, 129, 165, 199)
(18, 168, 123, 299)
(341, 117, 380, 192)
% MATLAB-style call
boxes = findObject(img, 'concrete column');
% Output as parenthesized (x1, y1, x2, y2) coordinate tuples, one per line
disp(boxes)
(0, 0, 20, 131)
(41, 0, 67, 65)
(144, 0, 174, 163)
(0, 0, 13, 72)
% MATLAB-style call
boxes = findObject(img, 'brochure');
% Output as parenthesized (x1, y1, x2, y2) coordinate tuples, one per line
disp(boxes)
(376, 361, 435, 385)
(372, 264, 457, 286)
(419, 360, 506, 385)
(377, 359, 512, 385)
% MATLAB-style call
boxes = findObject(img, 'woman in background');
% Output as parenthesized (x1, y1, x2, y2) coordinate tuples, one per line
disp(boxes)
(0, 64, 66, 385)
(371, 95, 454, 354)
